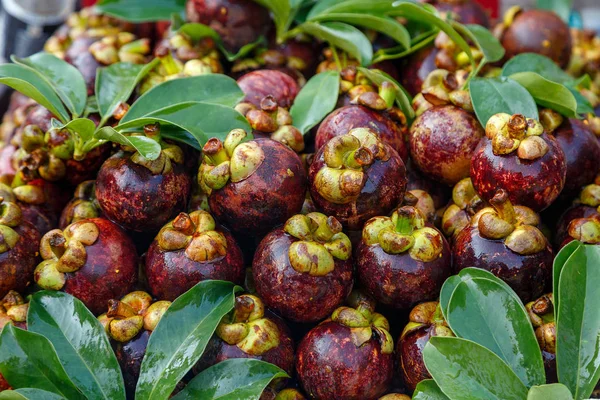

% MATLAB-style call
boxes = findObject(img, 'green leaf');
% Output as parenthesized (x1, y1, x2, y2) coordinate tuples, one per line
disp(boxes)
(553, 241, 582, 315)
(12, 53, 87, 118)
(252, 0, 291, 42)
(556, 243, 600, 399)
(135, 280, 241, 400)
(0, 325, 85, 399)
(357, 67, 415, 122)
(446, 278, 545, 387)
(171, 359, 289, 400)
(0, 64, 70, 123)
(58, 118, 97, 144)
(527, 384, 574, 400)
(311, 13, 410, 49)
(122, 75, 244, 124)
(117, 102, 251, 149)
(307, 0, 396, 19)
(0, 389, 67, 400)
(27, 291, 126, 400)
(290, 71, 340, 134)
(469, 77, 538, 127)
(95, 60, 159, 125)
(462, 24, 505, 63)
(423, 337, 528, 400)
(413, 379, 451, 400)
(568, 87, 595, 115)
(501, 53, 573, 84)
(160, 126, 202, 150)
(96, 0, 185, 22)
(298, 21, 372, 66)
(95, 126, 161, 160)
(536, 0, 573, 22)
(509, 72, 578, 118)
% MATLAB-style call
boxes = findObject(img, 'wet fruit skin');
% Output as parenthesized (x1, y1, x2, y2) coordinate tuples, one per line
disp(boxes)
(553, 118, 600, 197)
(53, 218, 138, 315)
(0, 222, 40, 299)
(308, 146, 407, 232)
(64, 144, 113, 187)
(95, 151, 192, 232)
(397, 324, 434, 392)
(315, 105, 409, 162)
(296, 321, 393, 400)
(237, 70, 300, 109)
(397, 47, 439, 97)
(209, 139, 306, 237)
(430, 0, 491, 27)
(453, 224, 553, 302)
(145, 228, 245, 301)
(252, 228, 353, 323)
(114, 330, 150, 399)
(471, 133, 566, 212)
(555, 205, 598, 249)
(406, 162, 450, 210)
(356, 229, 452, 309)
(65, 37, 102, 96)
(186, 0, 271, 53)
(501, 9, 572, 69)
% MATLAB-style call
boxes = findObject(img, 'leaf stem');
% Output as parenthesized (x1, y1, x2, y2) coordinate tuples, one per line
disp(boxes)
(331, 45, 343, 71)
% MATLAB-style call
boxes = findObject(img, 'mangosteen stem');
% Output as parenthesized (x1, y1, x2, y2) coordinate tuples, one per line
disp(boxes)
(490, 190, 516, 224)
(157, 49, 181, 76)
(203, 139, 229, 165)
(379, 81, 395, 109)
(344, 147, 373, 169)
(144, 123, 162, 143)
(232, 296, 255, 323)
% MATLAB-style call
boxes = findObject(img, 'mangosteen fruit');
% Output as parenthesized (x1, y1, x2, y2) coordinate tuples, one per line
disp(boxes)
(453, 190, 553, 302)
(252, 212, 353, 323)
(471, 113, 567, 212)
(356, 205, 452, 309)
(441, 177, 484, 240)
(397, 301, 453, 392)
(237, 70, 300, 109)
(525, 293, 557, 383)
(428, 0, 491, 26)
(296, 295, 394, 399)
(195, 294, 295, 375)
(96, 124, 191, 232)
(198, 129, 306, 237)
(33, 218, 138, 315)
(398, 47, 439, 97)
(98, 291, 171, 399)
(145, 210, 245, 301)
(308, 128, 407, 231)
(60, 180, 103, 229)
(555, 182, 600, 248)
(0, 291, 28, 330)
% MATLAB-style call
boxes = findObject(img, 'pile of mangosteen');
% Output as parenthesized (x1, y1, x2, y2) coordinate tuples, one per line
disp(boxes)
(1, 0, 599, 399)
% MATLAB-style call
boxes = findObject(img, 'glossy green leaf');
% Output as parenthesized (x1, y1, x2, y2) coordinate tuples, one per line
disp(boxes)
(423, 337, 528, 400)
(307, 0, 396, 19)
(536, 0, 573, 22)
(58, 118, 97, 144)
(446, 278, 545, 387)
(172, 359, 289, 400)
(95, 126, 162, 160)
(95, 60, 159, 125)
(290, 71, 340, 134)
(0, 64, 70, 123)
(568, 87, 595, 115)
(122, 75, 244, 124)
(0, 389, 67, 400)
(469, 77, 538, 127)
(311, 13, 410, 49)
(160, 126, 202, 150)
(509, 72, 578, 118)
(553, 240, 582, 314)
(501, 53, 572, 83)
(0, 325, 84, 399)
(357, 67, 415, 122)
(461, 24, 505, 63)
(117, 102, 251, 148)
(298, 21, 372, 66)
(527, 384, 574, 400)
(96, 0, 185, 22)
(556, 243, 600, 399)
(12, 53, 87, 117)
(252, 0, 291, 41)
(413, 379, 451, 400)
(27, 291, 125, 400)
(135, 280, 240, 400)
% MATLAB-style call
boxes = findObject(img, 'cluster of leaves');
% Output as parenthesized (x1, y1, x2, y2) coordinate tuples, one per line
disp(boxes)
(415, 241, 600, 400)
(0, 53, 250, 160)
(0, 281, 287, 400)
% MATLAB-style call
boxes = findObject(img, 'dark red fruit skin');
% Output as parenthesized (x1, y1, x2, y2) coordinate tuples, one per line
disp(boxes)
(57, 218, 138, 315)
(145, 229, 245, 301)
(397, 324, 434, 392)
(23, 105, 54, 133)
(297, 321, 393, 400)
(95, 152, 191, 232)
(471, 133, 566, 212)
(195, 313, 295, 376)
(501, 9, 572, 68)
(19, 203, 56, 236)
(406, 161, 451, 210)
(410, 105, 484, 186)
(431, 0, 491, 26)
(397, 47, 438, 97)
(555, 205, 598, 249)
(553, 118, 600, 197)
(0, 222, 40, 299)
(114, 330, 150, 400)
(309, 146, 407, 231)
(65, 37, 101, 96)
(186, 0, 271, 52)
(356, 230, 452, 309)
(64, 144, 112, 187)
(252, 228, 353, 323)
(453, 225, 553, 302)
(0, 373, 10, 391)
(209, 139, 306, 237)
(237, 70, 300, 109)
(277, 39, 320, 77)
(315, 105, 409, 162)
